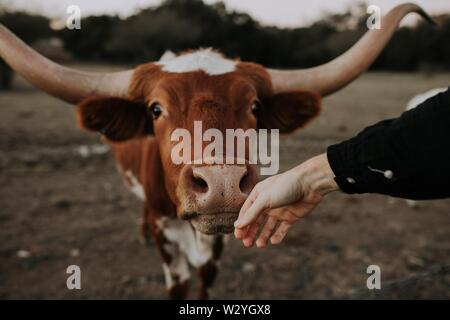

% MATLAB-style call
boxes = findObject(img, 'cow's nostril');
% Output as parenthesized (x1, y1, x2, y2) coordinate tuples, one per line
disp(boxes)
(193, 176, 208, 193)
(183, 166, 209, 194)
(239, 172, 251, 195)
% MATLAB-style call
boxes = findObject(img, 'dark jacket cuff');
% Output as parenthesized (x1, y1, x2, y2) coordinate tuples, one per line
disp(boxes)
(327, 142, 366, 194)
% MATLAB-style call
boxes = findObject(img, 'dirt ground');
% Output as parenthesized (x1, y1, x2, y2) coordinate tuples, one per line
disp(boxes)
(0, 67, 449, 299)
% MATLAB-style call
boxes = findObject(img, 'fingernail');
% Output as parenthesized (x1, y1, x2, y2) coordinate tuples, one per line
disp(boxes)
(234, 219, 241, 227)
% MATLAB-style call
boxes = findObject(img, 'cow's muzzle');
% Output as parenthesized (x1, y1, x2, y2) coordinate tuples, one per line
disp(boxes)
(177, 159, 258, 234)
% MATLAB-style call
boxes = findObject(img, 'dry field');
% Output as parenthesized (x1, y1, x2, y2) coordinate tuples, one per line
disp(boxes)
(0, 67, 449, 299)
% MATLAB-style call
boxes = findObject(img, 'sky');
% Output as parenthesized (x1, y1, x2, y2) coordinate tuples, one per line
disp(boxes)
(2, 0, 450, 28)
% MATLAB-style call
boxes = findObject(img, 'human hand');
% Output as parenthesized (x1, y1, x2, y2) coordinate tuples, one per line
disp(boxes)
(234, 153, 339, 248)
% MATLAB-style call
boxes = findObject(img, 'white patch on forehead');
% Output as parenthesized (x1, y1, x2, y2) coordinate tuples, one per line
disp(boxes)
(157, 217, 215, 267)
(124, 170, 146, 201)
(156, 48, 236, 75)
(159, 50, 176, 62)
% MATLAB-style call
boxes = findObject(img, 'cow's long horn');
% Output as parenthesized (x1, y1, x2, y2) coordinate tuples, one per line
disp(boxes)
(0, 25, 133, 104)
(268, 3, 435, 96)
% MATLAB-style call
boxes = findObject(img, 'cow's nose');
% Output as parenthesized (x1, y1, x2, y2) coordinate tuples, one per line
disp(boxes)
(179, 162, 258, 213)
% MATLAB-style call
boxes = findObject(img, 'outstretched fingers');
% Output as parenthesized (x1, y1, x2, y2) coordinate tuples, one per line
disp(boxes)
(270, 221, 293, 245)
(242, 214, 266, 248)
(255, 215, 279, 248)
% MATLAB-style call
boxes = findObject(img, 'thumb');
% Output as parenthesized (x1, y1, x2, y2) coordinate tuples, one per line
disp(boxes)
(234, 195, 269, 228)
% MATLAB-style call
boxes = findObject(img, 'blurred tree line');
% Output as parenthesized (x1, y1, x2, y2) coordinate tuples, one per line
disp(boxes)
(1, 0, 450, 72)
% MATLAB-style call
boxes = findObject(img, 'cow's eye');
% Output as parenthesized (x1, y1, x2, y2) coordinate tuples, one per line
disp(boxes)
(149, 103, 162, 119)
(251, 101, 260, 115)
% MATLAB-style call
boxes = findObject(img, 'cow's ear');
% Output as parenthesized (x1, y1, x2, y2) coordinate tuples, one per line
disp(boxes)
(76, 96, 153, 142)
(258, 90, 321, 133)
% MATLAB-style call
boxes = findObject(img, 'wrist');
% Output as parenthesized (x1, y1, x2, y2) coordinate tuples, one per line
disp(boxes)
(295, 153, 339, 196)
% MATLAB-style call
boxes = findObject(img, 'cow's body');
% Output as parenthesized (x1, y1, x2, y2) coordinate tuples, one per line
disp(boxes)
(80, 49, 316, 299)
(112, 136, 224, 299)
(72, 48, 313, 299)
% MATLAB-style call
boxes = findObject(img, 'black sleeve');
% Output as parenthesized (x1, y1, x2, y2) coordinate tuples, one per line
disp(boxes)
(327, 87, 450, 200)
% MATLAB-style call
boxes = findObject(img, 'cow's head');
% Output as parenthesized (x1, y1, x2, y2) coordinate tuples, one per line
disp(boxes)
(0, 3, 432, 234)
(73, 49, 322, 234)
